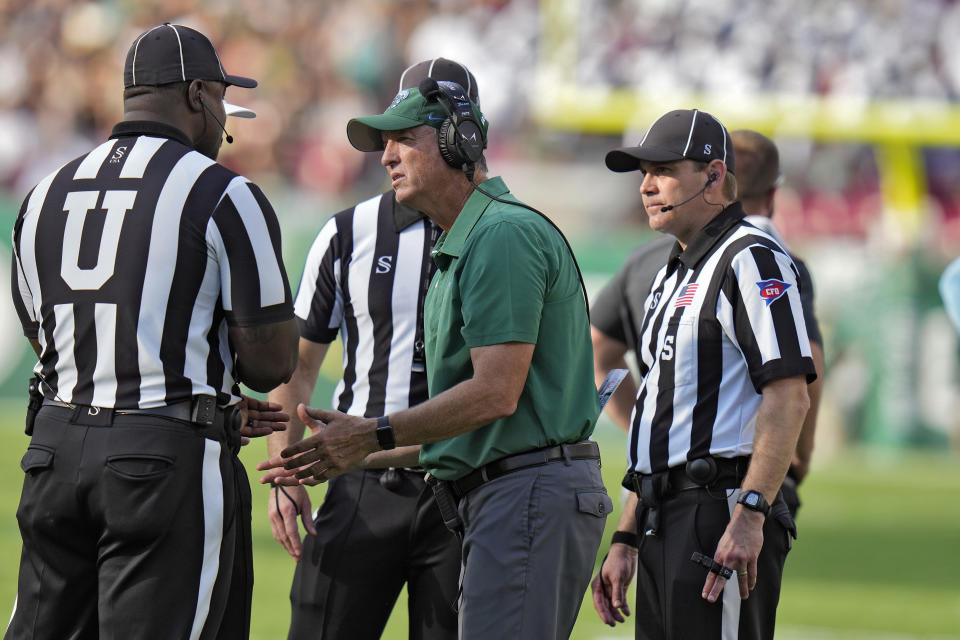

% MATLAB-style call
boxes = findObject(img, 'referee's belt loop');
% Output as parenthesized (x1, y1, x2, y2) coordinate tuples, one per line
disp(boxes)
(190, 395, 217, 426)
(629, 471, 669, 506)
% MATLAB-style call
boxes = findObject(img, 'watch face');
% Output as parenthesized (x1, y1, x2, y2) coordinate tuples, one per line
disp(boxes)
(745, 493, 759, 506)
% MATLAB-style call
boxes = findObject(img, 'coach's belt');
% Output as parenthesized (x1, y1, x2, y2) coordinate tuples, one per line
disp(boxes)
(450, 441, 600, 500)
(41, 395, 236, 429)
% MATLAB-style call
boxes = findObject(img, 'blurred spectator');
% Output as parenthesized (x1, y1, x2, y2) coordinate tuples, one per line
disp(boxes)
(940, 256, 960, 334)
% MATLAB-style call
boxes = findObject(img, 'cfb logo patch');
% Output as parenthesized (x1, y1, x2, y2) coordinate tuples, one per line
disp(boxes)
(756, 278, 791, 306)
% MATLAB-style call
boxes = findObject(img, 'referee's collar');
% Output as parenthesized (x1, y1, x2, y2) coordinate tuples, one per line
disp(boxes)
(670, 201, 746, 270)
(110, 121, 193, 147)
(392, 194, 427, 232)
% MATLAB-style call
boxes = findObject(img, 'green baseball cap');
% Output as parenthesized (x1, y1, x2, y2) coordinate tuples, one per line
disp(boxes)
(346, 86, 488, 152)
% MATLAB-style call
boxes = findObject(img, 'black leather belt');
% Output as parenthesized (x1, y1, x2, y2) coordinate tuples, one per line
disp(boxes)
(451, 441, 600, 500)
(628, 456, 750, 498)
(41, 396, 234, 428)
(627, 456, 750, 536)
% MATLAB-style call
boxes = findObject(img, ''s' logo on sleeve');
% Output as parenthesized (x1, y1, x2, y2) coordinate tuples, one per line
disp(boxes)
(756, 278, 791, 306)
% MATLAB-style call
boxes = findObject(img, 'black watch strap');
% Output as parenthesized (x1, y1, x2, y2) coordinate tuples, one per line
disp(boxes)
(376, 415, 396, 450)
(736, 489, 770, 517)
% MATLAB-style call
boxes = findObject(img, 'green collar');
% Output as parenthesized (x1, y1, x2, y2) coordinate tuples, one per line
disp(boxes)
(431, 177, 508, 269)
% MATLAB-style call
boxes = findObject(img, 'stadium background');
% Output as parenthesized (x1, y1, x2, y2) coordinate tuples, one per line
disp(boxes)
(0, 0, 957, 637)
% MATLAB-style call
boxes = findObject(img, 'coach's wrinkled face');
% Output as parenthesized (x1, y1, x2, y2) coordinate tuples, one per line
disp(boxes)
(380, 125, 450, 211)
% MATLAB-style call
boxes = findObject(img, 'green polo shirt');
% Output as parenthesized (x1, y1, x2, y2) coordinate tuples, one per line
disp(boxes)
(419, 177, 600, 480)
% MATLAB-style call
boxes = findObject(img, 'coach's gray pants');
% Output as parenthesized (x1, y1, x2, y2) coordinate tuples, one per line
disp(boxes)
(456, 457, 611, 640)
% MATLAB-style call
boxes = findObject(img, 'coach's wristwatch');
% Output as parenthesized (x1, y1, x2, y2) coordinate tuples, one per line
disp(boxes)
(736, 490, 770, 517)
(376, 415, 396, 450)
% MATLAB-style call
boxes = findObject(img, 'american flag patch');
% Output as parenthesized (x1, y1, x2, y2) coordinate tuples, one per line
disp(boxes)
(675, 283, 698, 307)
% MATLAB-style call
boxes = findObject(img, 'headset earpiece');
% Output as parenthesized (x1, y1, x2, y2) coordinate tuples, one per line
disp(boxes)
(419, 78, 486, 173)
(708, 172, 719, 184)
(438, 116, 484, 170)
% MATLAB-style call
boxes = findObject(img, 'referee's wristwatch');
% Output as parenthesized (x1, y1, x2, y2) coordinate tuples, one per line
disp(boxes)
(736, 490, 770, 517)
(376, 415, 396, 450)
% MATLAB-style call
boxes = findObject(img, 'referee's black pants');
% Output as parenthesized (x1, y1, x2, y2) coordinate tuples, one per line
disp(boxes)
(633, 487, 794, 640)
(287, 468, 460, 640)
(5, 405, 252, 640)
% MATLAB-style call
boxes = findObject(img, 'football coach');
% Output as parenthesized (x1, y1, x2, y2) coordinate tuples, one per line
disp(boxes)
(261, 77, 612, 638)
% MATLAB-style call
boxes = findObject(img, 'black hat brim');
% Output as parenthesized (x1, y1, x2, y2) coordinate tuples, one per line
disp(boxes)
(605, 147, 686, 173)
(225, 74, 257, 89)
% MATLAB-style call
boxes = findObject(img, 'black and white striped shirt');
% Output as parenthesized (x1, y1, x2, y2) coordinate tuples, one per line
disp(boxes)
(11, 121, 293, 408)
(295, 191, 438, 417)
(629, 202, 816, 474)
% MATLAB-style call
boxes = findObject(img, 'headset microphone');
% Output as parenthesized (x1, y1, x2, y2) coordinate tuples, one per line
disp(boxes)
(659, 173, 717, 212)
(199, 94, 233, 144)
(418, 77, 442, 102)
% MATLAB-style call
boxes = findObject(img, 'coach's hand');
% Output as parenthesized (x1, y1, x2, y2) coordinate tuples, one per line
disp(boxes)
(592, 543, 637, 626)
(266, 482, 315, 561)
(238, 395, 289, 446)
(257, 404, 379, 486)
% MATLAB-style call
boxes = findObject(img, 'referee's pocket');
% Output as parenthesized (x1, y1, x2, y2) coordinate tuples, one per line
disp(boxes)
(20, 445, 54, 474)
(106, 454, 175, 479)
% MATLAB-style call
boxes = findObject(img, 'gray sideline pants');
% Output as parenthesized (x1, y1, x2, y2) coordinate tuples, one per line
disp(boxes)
(456, 457, 611, 639)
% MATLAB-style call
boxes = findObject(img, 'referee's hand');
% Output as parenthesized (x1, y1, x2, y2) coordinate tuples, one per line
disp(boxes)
(265, 482, 315, 561)
(592, 544, 637, 626)
(238, 394, 289, 445)
(702, 509, 763, 602)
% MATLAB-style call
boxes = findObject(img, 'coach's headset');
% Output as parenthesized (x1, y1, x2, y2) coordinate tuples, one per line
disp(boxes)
(418, 77, 590, 318)
(417, 78, 486, 177)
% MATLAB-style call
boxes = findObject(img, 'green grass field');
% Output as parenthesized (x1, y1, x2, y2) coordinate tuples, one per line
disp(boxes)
(0, 406, 957, 639)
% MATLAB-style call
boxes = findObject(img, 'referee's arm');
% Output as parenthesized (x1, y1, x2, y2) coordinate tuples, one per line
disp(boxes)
(741, 375, 810, 507)
(230, 320, 298, 391)
(592, 491, 639, 627)
(591, 326, 636, 433)
(263, 337, 328, 560)
(793, 340, 824, 482)
(704, 375, 809, 603)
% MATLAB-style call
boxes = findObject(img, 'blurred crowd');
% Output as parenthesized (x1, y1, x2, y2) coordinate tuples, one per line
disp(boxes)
(0, 0, 542, 209)
(581, 0, 960, 100)
(2, 0, 960, 244)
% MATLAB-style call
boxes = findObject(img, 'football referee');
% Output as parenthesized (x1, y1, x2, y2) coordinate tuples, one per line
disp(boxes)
(7, 24, 297, 639)
(591, 109, 816, 640)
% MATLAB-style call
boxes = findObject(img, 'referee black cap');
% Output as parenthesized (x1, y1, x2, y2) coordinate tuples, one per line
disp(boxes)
(398, 57, 480, 105)
(124, 23, 257, 90)
(606, 108, 735, 174)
